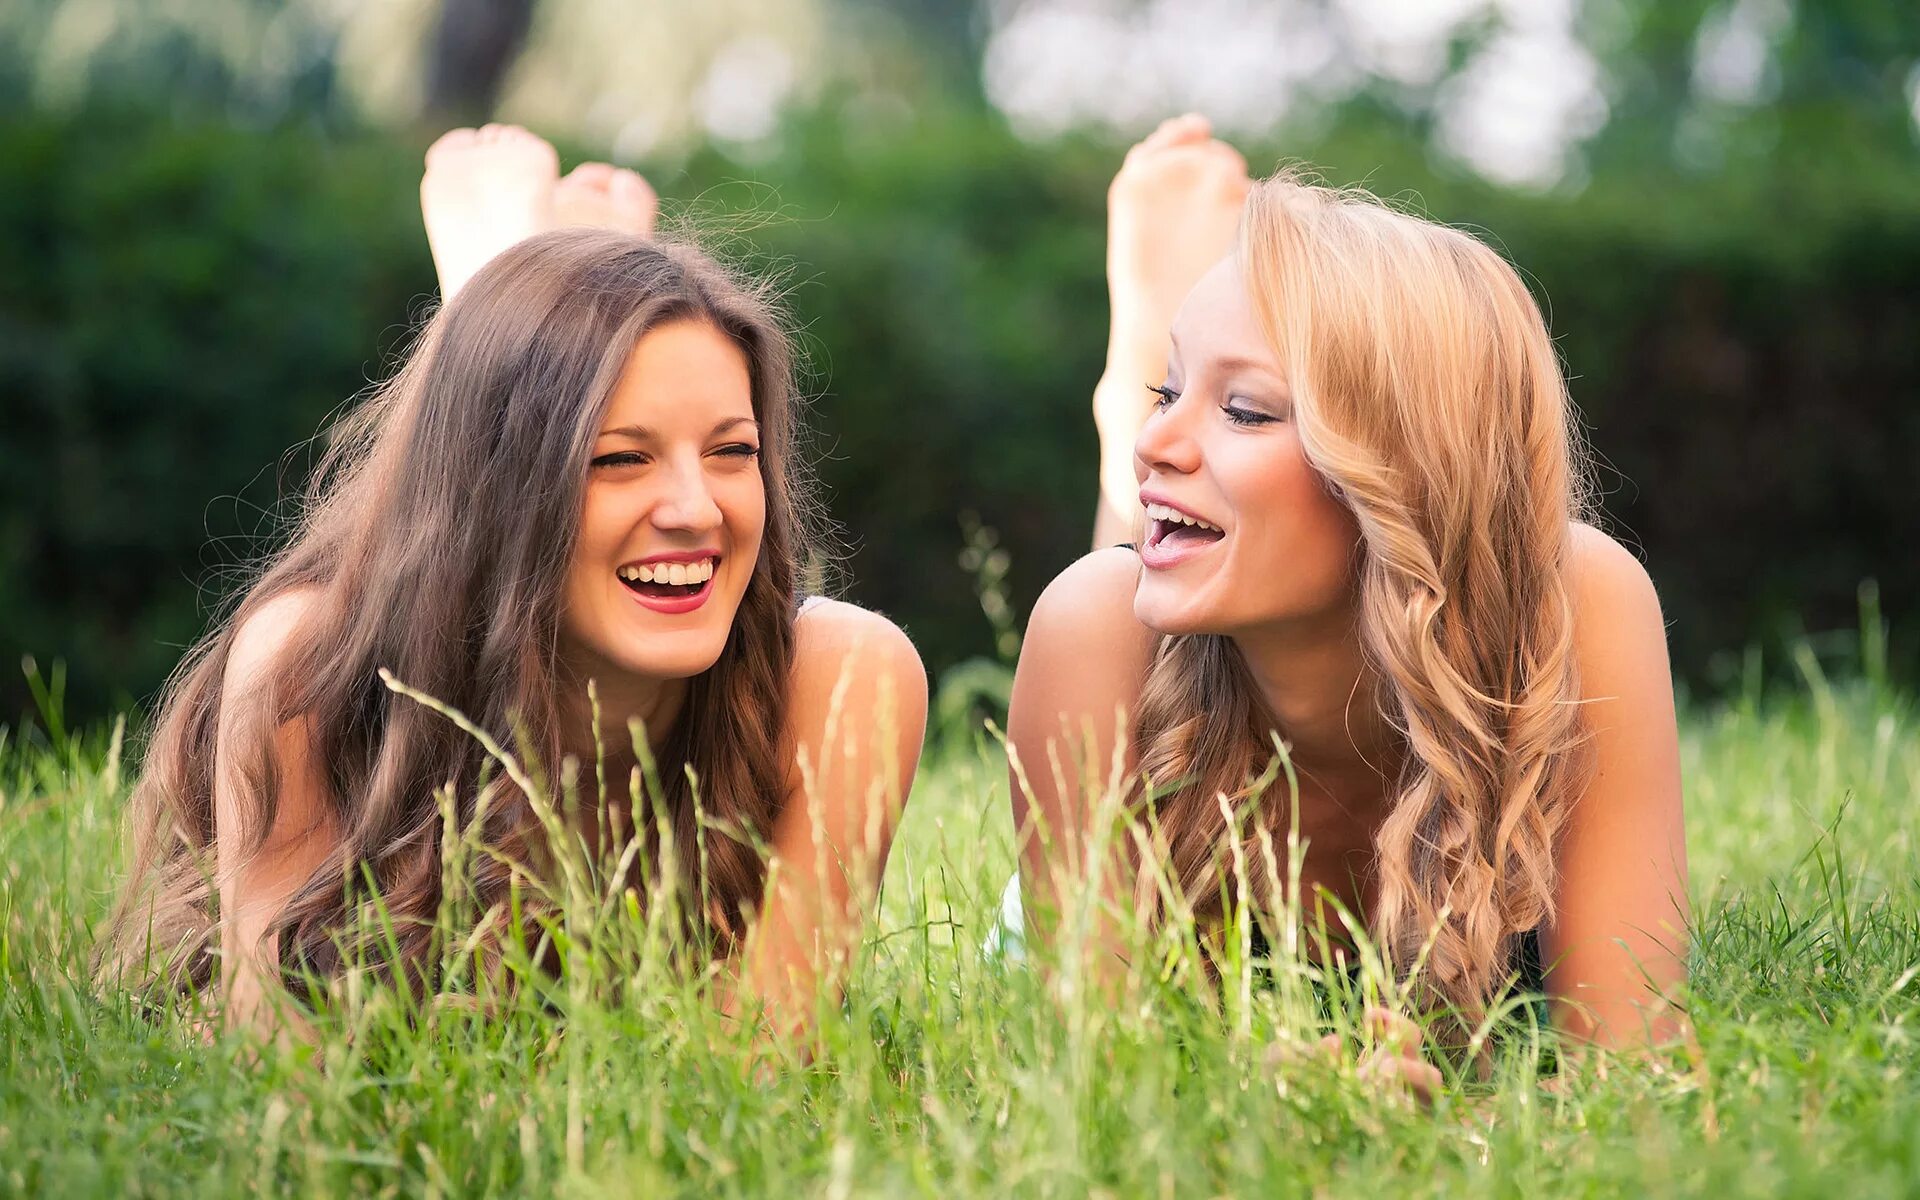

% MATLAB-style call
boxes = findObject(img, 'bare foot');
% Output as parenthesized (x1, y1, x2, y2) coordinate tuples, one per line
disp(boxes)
(420, 124, 560, 301)
(1105, 113, 1252, 373)
(553, 162, 658, 238)
(1095, 114, 1252, 525)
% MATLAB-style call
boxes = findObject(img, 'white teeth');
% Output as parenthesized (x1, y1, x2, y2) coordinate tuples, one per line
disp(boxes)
(1142, 502, 1222, 533)
(619, 557, 717, 586)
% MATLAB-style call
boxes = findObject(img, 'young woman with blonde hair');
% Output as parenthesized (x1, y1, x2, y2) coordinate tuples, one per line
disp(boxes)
(1010, 116, 1688, 1083)
(102, 128, 927, 1044)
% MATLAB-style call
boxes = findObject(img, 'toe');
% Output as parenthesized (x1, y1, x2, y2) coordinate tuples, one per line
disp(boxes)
(424, 126, 479, 164)
(1150, 113, 1210, 146)
(564, 162, 619, 191)
(612, 168, 656, 209)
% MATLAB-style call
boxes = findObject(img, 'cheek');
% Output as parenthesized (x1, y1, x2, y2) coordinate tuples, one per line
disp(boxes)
(564, 486, 627, 616)
(1231, 438, 1359, 596)
(725, 476, 768, 554)
(571, 489, 619, 567)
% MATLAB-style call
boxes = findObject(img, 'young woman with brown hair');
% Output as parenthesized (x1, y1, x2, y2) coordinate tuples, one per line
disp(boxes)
(1009, 116, 1688, 1083)
(101, 128, 927, 1043)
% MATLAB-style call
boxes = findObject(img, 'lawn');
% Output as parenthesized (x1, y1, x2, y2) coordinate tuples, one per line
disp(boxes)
(2, 654, 1916, 1198)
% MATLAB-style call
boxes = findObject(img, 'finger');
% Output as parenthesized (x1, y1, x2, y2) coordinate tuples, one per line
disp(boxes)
(1263, 1032, 1344, 1070)
(1392, 1057, 1444, 1105)
(1365, 1006, 1424, 1059)
(1358, 1050, 1443, 1105)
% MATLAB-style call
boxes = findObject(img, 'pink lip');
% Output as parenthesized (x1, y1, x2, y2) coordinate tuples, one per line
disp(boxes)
(1138, 489, 1219, 527)
(622, 548, 721, 568)
(1137, 489, 1224, 571)
(1138, 533, 1220, 571)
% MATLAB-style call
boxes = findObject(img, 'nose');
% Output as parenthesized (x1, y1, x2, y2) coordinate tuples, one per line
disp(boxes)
(1133, 391, 1202, 480)
(649, 458, 723, 535)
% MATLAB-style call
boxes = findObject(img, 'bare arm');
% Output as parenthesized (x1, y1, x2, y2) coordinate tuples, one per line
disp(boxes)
(1542, 526, 1691, 1048)
(1006, 548, 1158, 977)
(214, 590, 338, 1038)
(734, 600, 928, 1044)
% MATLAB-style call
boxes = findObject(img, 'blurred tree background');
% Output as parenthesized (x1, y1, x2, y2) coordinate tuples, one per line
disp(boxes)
(1, 0, 1916, 723)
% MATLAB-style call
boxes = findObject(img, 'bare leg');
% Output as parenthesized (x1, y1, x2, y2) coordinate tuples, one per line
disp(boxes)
(420, 124, 560, 301)
(1094, 114, 1252, 547)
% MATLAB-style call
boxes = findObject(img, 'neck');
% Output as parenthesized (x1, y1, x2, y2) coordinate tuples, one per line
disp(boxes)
(554, 660, 688, 770)
(1230, 607, 1404, 799)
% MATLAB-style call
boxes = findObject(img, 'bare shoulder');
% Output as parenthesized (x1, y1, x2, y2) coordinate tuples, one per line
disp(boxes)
(1565, 523, 1668, 690)
(789, 598, 929, 741)
(1026, 546, 1154, 657)
(1568, 522, 1659, 611)
(215, 586, 335, 862)
(1009, 546, 1156, 752)
(781, 598, 928, 820)
(793, 597, 925, 684)
(224, 586, 324, 698)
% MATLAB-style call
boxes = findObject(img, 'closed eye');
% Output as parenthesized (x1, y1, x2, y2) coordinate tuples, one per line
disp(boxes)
(591, 451, 648, 469)
(714, 443, 760, 459)
(1222, 402, 1278, 427)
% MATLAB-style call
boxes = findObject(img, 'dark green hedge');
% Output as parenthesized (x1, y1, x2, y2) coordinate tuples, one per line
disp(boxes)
(3, 103, 1915, 722)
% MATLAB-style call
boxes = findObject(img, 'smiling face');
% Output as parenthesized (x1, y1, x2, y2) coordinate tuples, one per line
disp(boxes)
(560, 318, 766, 684)
(1132, 258, 1361, 637)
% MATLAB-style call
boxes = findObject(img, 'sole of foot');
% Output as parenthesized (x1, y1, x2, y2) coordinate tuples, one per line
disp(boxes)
(420, 123, 561, 302)
(553, 162, 659, 239)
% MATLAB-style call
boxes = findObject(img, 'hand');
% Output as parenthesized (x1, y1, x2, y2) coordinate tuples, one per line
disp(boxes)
(1265, 1006, 1444, 1107)
(1103, 114, 1252, 389)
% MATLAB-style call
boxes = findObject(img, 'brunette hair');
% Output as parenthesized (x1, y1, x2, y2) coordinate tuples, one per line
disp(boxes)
(100, 228, 814, 999)
(1133, 173, 1594, 1018)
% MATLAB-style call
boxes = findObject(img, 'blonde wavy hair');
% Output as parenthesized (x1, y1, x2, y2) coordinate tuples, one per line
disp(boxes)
(1133, 172, 1594, 1018)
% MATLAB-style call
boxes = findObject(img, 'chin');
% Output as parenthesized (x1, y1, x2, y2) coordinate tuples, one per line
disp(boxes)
(1132, 582, 1214, 637)
(616, 638, 728, 681)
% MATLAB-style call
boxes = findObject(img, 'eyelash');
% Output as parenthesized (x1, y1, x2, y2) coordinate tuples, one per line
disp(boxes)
(589, 444, 760, 469)
(1146, 383, 1276, 427)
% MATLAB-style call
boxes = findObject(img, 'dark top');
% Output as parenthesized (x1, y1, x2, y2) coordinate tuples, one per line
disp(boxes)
(1244, 922, 1547, 998)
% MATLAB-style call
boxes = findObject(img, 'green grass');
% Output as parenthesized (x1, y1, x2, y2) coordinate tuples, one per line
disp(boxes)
(2, 662, 1917, 1198)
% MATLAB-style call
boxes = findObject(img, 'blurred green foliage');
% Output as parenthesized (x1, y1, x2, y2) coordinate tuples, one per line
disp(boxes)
(0, 109, 428, 718)
(1, 94, 1916, 722)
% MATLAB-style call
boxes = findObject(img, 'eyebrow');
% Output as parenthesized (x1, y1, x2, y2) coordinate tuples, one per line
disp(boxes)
(597, 416, 759, 441)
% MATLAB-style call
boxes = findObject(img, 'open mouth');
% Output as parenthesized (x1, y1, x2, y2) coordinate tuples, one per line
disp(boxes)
(1143, 502, 1225, 552)
(617, 556, 718, 604)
